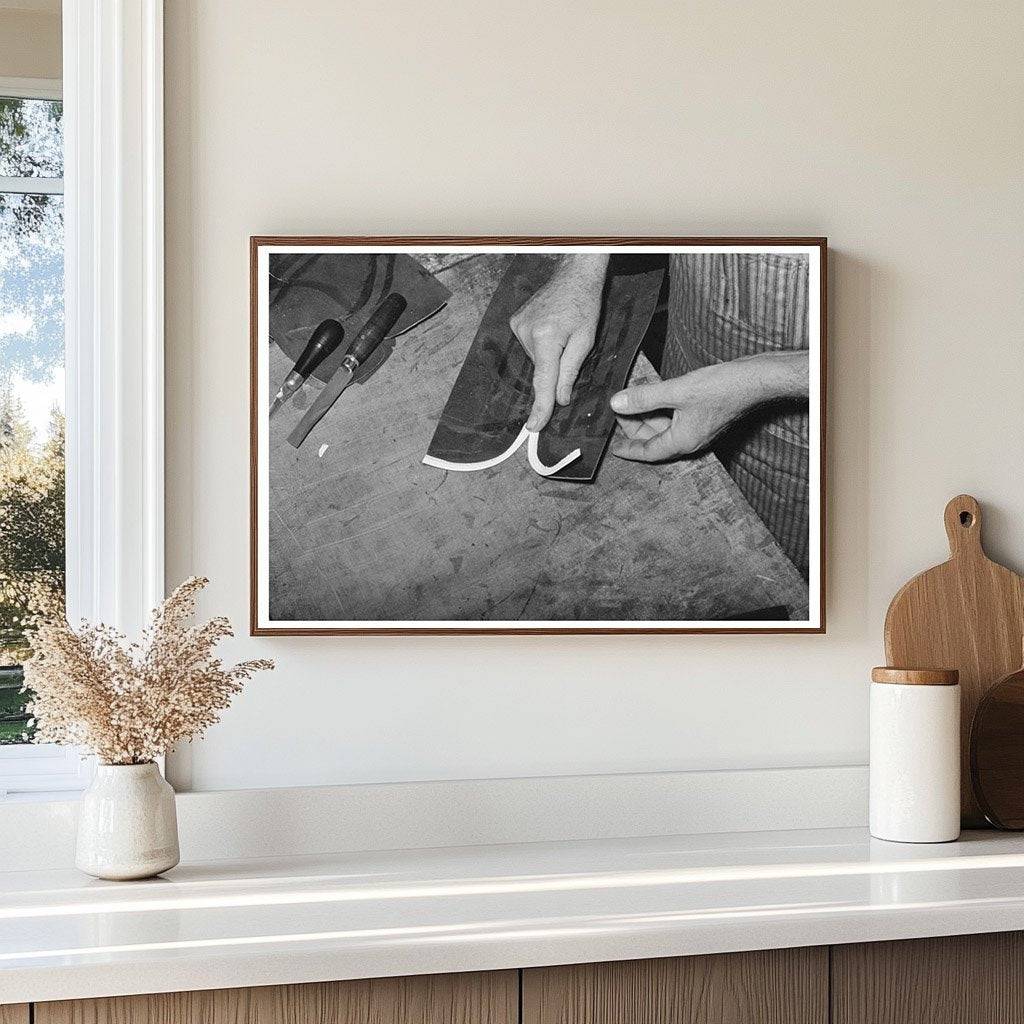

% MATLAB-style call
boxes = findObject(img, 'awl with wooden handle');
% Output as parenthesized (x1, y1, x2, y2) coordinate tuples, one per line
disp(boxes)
(270, 318, 345, 417)
(286, 293, 408, 449)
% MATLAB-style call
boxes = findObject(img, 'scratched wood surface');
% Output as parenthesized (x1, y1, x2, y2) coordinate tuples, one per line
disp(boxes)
(266, 254, 808, 623)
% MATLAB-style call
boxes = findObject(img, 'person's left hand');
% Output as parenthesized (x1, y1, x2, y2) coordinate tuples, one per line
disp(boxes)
(610, 351, 808, 462)
(609, 365, 743, 462)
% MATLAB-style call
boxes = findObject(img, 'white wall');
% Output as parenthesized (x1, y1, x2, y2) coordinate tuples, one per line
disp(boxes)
(0, 4, 61, 80)
(164, 0, 1024, 791)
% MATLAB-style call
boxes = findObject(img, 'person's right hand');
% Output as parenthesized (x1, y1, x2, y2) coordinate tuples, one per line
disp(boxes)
(509, 254, 608, 430)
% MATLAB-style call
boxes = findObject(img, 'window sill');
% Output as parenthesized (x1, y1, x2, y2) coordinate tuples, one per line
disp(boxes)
(0, 744, 93, 799)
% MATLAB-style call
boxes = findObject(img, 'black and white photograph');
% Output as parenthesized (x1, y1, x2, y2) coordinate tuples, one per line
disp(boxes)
(251, 238, 825, 633)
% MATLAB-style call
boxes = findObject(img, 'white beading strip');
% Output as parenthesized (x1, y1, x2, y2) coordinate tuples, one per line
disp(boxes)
(422, 427, 582, 478)
(526, 431, 582, 476)
(422, 426, 530, 472)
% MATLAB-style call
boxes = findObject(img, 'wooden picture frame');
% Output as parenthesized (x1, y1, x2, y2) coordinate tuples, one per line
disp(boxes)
(251, 237, 827, 635)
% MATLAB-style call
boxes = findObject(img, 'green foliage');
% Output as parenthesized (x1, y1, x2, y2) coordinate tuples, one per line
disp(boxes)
(1, 95, 65, 742)
(0, 667, 29, 743)
(0, 96, 63, 178)
(0, 96, 62, 246)
(0, 394, 65, 743)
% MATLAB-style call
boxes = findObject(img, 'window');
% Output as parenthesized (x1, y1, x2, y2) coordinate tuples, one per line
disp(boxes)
(0, 5, 166, 798)
(0, 81, 83, 796)
(0, 89, 66, 734)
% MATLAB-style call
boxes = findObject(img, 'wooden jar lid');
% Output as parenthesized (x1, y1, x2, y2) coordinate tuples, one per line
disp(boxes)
(871, 666, 960, 686)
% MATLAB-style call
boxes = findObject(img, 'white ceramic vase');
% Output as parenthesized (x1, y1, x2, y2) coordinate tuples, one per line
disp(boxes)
(76, 762, 180, 880)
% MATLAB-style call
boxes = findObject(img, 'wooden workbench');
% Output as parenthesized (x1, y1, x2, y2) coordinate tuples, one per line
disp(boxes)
(265, 255, 807, 624)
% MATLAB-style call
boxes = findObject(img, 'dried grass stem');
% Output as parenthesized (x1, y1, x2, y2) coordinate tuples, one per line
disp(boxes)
(23, 577, 273, 765)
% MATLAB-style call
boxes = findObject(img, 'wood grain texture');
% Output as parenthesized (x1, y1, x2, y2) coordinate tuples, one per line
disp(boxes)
(522, 949, 828, 1024)
(884, 494, 1024, 825)
(871, 666, 959, 685)
(832, 932, 1024, 1024)
(0, 1006, 29, 1024)
(35, 971, 517, 1024)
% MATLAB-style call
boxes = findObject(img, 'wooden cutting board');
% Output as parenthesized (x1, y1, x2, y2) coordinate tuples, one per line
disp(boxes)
(884, 494, 1024, 825)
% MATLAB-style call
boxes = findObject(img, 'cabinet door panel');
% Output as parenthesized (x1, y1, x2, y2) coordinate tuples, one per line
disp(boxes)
(523, 948, 828, 1024)
(36, 970, 517, 1024)
(832, 932, 1024, 1024)
(0, 1006, 29, 1024)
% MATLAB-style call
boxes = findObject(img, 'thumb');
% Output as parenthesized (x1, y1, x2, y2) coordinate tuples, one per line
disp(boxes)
(610, 379, 679, 416)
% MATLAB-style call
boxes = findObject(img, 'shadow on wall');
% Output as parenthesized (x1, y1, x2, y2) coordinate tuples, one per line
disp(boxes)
(827, 250, 874, 632)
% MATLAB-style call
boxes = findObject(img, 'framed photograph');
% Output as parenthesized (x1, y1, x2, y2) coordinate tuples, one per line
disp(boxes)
(251, 237, 826, 634)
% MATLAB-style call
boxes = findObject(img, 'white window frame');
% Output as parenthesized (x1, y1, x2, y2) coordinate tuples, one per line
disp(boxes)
(0, 0, 165, 799)
(0, 77, 61, 101)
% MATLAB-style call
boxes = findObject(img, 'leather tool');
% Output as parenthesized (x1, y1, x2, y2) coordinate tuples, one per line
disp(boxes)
(269, 253, 450, 386)
(287, 293, 408, 449)
(269, 319, 345, 417)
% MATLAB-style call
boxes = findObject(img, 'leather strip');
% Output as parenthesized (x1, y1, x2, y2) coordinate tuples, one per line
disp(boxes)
(425, 254, 663, 482)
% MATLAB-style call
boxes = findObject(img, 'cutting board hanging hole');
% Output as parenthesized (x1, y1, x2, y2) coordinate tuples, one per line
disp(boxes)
(944, 494, 983, 557)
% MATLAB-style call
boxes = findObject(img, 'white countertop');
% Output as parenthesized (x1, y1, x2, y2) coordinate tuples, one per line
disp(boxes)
(4, 826, 1024, 1004)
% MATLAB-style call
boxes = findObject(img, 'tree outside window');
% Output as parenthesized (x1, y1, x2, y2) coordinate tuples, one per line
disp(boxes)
(0, 94, 65, 744)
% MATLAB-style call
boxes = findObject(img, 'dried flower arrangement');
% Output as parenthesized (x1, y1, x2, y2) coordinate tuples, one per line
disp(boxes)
(22, 577, 273, 765)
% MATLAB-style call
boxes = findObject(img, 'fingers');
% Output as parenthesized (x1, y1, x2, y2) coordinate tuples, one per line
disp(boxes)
(555, 328, 595, 406)
(511, 314, 565, 432)
(610, 379, 679, 416)
(615, 414, 671, 441)
(615, 415, 649, 441)
(610, 427, 682, 463)
(525, 338, 561, 431)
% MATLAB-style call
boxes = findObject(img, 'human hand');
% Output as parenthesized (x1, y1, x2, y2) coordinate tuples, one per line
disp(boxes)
(510, 254, 609, 430)
(610, 351, 808, 462)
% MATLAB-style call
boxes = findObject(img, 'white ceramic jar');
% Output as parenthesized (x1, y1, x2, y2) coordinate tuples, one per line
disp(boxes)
(76, 762, 180, 880)
(870, 667, 961, 843)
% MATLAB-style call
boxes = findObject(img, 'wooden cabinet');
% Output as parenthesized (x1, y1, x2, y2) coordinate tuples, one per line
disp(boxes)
(832, 932, 1024, 1024)
(34, 971, 517, 1024)
(21, 932, 1024, 1024)
(522, 948, 828, 1024)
